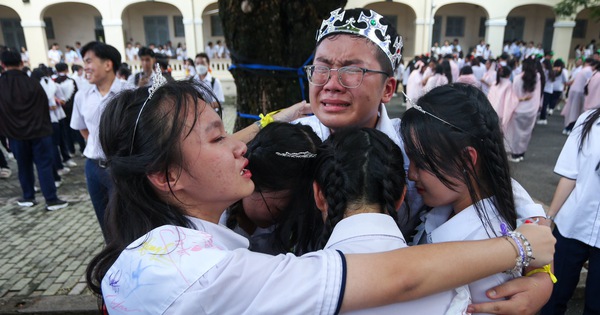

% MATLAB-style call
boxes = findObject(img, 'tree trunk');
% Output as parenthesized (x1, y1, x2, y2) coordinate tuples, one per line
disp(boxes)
(219, 0, 347, 131)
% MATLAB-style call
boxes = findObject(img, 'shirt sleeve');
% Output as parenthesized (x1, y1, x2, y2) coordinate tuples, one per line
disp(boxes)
(213, 79, 225, 103)
(512, 179, 545, 219)
(70, 91, 86, 130)
(166, 249, 345, 315)
(554, 117, 583, 179)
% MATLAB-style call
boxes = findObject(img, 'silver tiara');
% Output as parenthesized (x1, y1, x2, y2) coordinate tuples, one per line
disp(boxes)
(275, 151, 317, 159)
(316, 8, 403, 69)
(129, 63, 168, 155)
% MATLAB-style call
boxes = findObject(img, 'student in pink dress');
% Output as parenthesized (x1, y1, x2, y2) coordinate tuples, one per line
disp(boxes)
(487, 66, 517, 128)
(504, 59, 541, 162)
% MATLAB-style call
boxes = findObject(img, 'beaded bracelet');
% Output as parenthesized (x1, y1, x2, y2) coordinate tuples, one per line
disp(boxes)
(500, 223, 534, 276)
(513, 231, 534, 267)
(503, 235, 525, 277)
(254, 110, 282, 130)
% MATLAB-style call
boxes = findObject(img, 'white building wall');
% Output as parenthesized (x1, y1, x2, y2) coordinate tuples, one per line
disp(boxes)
(0, 0, 596, 77)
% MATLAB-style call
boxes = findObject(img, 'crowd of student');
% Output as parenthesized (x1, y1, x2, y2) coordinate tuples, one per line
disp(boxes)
(0, 41, 225, 213)
(398, 48, 600, 163)
(1, 6, 599, 314)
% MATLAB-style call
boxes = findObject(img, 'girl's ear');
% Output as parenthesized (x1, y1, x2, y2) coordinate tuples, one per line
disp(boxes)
(147, 168, 181, 192)
(312, 181, 328, 222)
(465, 146, 479, 166)
(394, 186, 407, 210)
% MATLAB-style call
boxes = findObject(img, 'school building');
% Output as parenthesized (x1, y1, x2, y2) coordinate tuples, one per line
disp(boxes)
(0, 0, 598, 73)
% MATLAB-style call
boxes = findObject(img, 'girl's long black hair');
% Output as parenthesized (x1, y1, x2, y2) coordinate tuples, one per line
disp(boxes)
(86, 80, 218, 295)
(400, 83, 517, 235)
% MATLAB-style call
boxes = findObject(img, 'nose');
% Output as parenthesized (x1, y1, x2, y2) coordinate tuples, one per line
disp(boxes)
(233, 139, 247, 158)
(407, 163, 418, 182)
(322, 69, 344, 91)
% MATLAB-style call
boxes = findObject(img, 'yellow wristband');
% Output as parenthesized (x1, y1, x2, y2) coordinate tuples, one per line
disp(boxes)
(258, 110, 282, 129)
(525, 264, 557, 283)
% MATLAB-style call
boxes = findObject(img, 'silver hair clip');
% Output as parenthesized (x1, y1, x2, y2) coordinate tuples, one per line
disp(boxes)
(130, 63, 168, 155)
(275, 151, 317, 159)
(401, 91, 478, 138)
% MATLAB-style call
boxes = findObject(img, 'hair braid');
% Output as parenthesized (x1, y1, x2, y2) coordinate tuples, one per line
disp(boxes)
(318, 150, 348, 248)
(476, 105, 516, 231)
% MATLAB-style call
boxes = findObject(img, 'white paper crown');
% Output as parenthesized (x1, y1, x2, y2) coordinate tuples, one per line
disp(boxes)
(316, 8, 403, 69)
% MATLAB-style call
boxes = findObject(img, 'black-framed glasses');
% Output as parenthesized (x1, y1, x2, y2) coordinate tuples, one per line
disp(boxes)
(304, 65, 389, 89)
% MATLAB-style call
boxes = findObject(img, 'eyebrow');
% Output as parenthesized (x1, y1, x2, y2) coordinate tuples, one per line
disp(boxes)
(204, 119, 223, 133)
(314, 56, 364, 67)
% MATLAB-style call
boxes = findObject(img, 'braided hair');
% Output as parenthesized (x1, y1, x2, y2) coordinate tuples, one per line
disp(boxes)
(400, 83, 517, 235)
(313, 128, 407, 248)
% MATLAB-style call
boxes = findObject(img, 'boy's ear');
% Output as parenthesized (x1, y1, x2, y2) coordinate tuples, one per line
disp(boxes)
(312, 181, 328, 221)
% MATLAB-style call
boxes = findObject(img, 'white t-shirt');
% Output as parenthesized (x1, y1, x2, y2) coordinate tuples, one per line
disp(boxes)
(102, 216, 345, 315)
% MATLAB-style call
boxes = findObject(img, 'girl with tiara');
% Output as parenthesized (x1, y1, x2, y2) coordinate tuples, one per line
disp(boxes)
(223, 122, 323, 255)
(401, 84, 554, 314)
(313, 127, 454, 314)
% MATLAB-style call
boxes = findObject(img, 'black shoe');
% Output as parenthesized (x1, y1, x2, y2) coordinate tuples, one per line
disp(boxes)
(46, 199, 68, 211)
(17, 199, 37, 207)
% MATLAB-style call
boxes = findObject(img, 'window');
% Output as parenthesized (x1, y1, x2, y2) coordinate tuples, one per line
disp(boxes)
(479, 17, 486, 38)
(94, 16, 103, 30)
(210, 15, 223, 37)
(44, 17, 54, 39)
(173, 16, 185, 37)
(573, 19, 587, 38)
(445, 16, 465, 37)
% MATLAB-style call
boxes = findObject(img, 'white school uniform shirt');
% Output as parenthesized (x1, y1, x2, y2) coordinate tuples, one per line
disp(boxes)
(70, 78, 131, 160)
(326, 213, 454, 314)
(415, 198, 516, 315)
(39, 77, 66, 123)
(103, 216, 345, 315)
(554, 110, 600, 248)
(553, 68, 569, 92)
(194, 72, 225, 103)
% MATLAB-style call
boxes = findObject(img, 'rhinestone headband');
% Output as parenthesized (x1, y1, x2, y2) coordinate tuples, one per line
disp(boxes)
(402, 91, 480, 140)
(316, 8, 403, 69)
(275, 151, 317, 159)
(129, 63, 168, 155)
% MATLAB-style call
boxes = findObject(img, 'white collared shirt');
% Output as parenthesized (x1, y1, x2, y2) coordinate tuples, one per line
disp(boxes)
(194, 72, 225, 103)
(325, 213, 454, 314)
(102, 216, 345, 315)
(417, 198, 515, 313)
(70, 78, 131, 159)
(554, 110, 600, 248)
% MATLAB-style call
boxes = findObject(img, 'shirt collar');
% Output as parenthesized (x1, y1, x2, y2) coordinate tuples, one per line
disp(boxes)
(186, 216, 250, 250)
(427, 198, 500, 243)
(325, 213, 405, 248)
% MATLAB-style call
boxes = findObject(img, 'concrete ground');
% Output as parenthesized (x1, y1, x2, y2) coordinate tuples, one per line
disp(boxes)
(0, 95, 587, 314)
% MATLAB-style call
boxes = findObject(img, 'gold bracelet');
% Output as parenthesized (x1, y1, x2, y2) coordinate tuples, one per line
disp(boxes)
(525, 264, 558, 283)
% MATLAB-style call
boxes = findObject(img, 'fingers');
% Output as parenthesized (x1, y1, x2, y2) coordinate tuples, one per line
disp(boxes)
(468, 274, 552, 315)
